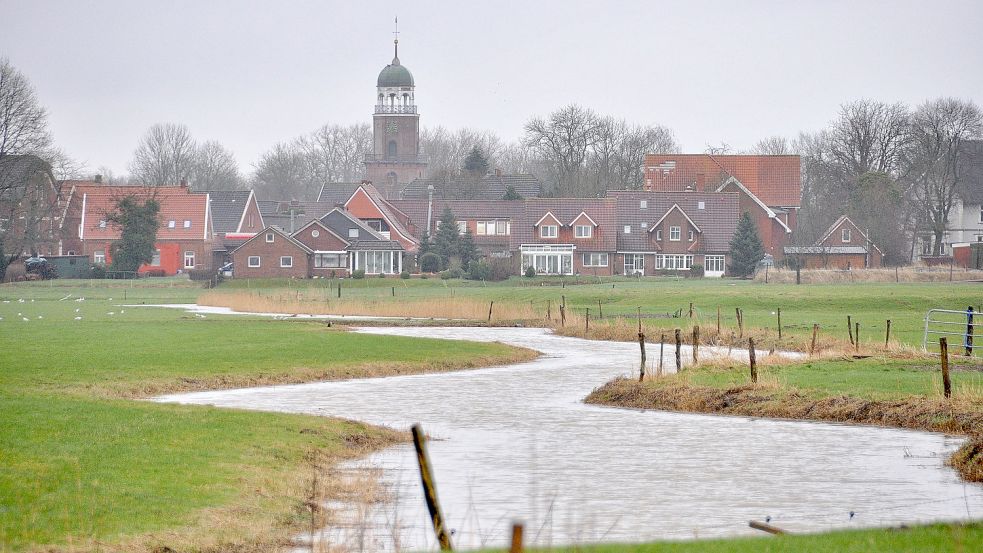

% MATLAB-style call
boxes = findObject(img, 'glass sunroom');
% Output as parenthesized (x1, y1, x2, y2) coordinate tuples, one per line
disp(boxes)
(520, 244, 574, 275)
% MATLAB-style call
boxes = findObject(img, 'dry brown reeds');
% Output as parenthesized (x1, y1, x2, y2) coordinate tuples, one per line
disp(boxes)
(753, 266, 983, 284)
(198, 290, 540, 321)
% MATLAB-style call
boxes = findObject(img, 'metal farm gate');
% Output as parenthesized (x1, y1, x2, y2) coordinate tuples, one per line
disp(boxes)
(923, 307, 979, 355)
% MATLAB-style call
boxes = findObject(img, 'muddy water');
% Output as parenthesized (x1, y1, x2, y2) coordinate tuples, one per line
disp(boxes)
(157, 326, 982, 551)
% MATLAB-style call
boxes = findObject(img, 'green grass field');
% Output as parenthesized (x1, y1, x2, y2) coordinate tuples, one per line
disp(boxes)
(0, 280, 530, 551)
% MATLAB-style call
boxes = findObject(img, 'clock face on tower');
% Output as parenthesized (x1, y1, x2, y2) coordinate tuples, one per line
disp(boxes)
(386, 121, 398, 134)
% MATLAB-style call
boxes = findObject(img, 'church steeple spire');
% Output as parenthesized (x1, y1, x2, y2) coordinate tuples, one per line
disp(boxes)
(392, 17, 400, 64)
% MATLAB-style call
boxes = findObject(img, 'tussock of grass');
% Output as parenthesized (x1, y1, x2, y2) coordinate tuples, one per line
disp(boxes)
(199, 290, 541, 321)
(753, 266, 983, 284)
(950, 437, 983, 483)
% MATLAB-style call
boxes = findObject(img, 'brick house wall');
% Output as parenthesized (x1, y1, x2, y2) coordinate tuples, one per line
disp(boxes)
(240, 196, 264, 233)
(292, 222, 351, 276)
(232, 231, 311, 278)
(85, 239, 212, 274)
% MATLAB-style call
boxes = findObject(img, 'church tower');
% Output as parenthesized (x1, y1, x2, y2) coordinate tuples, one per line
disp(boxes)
(364, 32, 428, 199)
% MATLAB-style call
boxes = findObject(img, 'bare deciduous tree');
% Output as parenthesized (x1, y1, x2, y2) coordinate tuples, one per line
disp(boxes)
(828, 100, 911, 183)
(906, 98, 983, 255)
(299, 123, 372, 184)
(421, 126, 503, 179)
(0, 58, 51, 160)
(251, 142, 314, 200)
(524, 104, 603, 196)
(129, 123, 198, 186)
(750, 135, 794, 155)
(192, 140, 244, 190)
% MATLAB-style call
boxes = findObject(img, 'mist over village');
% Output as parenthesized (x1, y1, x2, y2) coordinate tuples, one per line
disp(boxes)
(1, 2, 982, 552)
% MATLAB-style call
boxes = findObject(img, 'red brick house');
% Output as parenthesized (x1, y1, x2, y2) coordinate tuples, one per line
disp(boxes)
(783, 215, 884, 269)
(59, 181, 215, 274)
(644, 154, 800, 261)
(388, 199, 525, 258)
(231, 226, 313, 278)
(511, 199, 617, 275)
(0, 155, 62, 258)
(610, 191, 739, 277)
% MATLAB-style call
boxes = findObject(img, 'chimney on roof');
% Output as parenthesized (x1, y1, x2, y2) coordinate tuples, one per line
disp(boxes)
(335, 202, 345, 210)
(495, 168, 502, 177)
(361, 179, 371, 185)
(94, 174, 102, 184)
(180, 178, 188, 188)
(696, 173, 706, 190)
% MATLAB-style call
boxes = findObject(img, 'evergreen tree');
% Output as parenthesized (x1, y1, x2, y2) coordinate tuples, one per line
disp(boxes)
(418, 231, 432, 256)
(463, 146, 489, 178)
(433, 207, 461, 269)
(502, 184, 523, 200)
(728, 212, 765, 277)
(108, 196, 160, 273)
(458, 227, 479, 270)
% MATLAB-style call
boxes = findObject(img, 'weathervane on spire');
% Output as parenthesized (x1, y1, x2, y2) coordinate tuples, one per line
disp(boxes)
(393, 16, 400, 59)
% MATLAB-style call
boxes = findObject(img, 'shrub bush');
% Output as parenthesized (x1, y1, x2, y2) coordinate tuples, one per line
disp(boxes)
(689, 264, 704, 278)
(144, 269, 166, 278)
(420, 273, 428, 279)
(187, 269, 214, 281)
(487, 258, 514, 281)
(89, 264, 106, 279)
(419, 252, 441, 273)
(439, 267, 464, 280)
(377, 271, 386, 278)
(467, 261, 491, 281)
(524, 265, 536, 278)
(400, 270, 411, 279)
(352, 269, 366, 279)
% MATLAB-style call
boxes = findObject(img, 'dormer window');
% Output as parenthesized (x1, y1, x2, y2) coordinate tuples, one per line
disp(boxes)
(841, 228, 851, 242)
(265, 232, 274, 243)
(540, 225, 557, 238)
(575, 225, 592, 238)
(168, 220, 176, 229)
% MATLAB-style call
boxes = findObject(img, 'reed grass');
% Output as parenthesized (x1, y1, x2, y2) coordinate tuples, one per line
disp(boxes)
(753, 266, 983, 284)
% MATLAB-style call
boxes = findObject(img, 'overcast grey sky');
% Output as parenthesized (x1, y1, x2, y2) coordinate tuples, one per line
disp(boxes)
(2, 0, 981, 176)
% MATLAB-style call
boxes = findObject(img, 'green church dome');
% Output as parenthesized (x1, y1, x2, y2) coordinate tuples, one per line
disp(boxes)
(377, 58, 414, 88)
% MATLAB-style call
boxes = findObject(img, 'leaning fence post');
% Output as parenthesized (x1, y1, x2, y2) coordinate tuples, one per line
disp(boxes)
(748, 337, 757, 383)
(411, 425, 453, 551)
(674, 328, 682, 371)
(692, 326, 700, 364)
(940, 337, 951, 399)
(488, 301, 494, 322)
(847, 315, 853, 345)
(885, 319, 892, 349)
(966, 306, 975, 356)
(810, 324, 819, 356)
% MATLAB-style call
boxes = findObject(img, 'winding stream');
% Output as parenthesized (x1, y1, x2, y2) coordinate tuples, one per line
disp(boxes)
(157, 325, 982, 551)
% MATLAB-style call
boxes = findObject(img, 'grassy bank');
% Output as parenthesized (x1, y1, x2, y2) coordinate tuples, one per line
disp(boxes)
(0, 282, 535, 551)
(586, 354, 983, 482)
(203, 277, 981, 351)
(509, 521, 983, 553)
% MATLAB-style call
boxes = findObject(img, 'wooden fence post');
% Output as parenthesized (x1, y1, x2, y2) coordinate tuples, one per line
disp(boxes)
(392, 286, 395, 297)
(810, 324, 819, 356)
(716, 306, 721, 336)
(674, 328, 682, 372)
(689, 302, 694, 318)
(847, 315, 853, 345)
(411, 425, 453, 551)
(585, 308, 590, 333)
(338, 283, 341, 298)
(748, 337, 757, 383)
(855, 322, 860, 352)
(547, 300, 551, 321)
(488, 301, 494, 322)
(560, 298, 566, 327)
(658, 333, 665, 377)
(967, 306, 975, 356)
(692, 326, 700, 363)
(736, 307, 744, 339)
(940, 337, 951, 399)
(638, 331, 647, 382)
(885, 319, 891, 349)
(509, 523, 524, 553)
(598, 299, 603, 319)
(777, 308, 782, 339)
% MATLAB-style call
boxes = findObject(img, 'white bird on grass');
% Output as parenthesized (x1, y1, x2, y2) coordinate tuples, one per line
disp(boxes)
(74, 316, 83, 321)
(75, 308, 80, 313)
(37, 315, 43, 319)
(18, 299, 25, 303)
(107, 312, 115, 316)
(22, 317, 29, 322)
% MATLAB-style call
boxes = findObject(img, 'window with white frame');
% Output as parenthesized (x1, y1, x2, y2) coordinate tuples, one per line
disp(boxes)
(348, 228, 359, 238)
(457, 221, 468, 234)
(184, 251, 195, 268)
(669, 226, 681, 241)
(356, 250, 396, 274)
(704, 255, 725, 273)
(311, 229, 319, 238)
(266, 232, 274, 242)
(477, 220, 510, 236)
(655, 254, 693, 270)
(640, 200, 647, 209)
(623, 225, 631, 234)
(841, 228, 851, 242)
(582, 252, 608, 267)
(99, 220, 107, 228)
(151, 249, 161, 266)
(540, 225, 557, 238)
(280, 256, 293, 268)
(656, 229, 662, 240)
(575, 225, 593, 238)
(168, 220, 176, 229)
(93, 250, 106, 264)
(314, 253, 345, 268)
(183, 220, 191, 229)
(248, 255, 261, 267)
(979, 206, 983, 223)
(624, 253, 644, 275)
(698, 201, 706, 210)
(688, 230, 695, 242)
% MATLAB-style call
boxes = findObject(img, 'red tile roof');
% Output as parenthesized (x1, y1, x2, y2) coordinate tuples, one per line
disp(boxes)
(79, 187, 210, 241)
(644, 154, 801, 208)
(511, 199, 617, 251)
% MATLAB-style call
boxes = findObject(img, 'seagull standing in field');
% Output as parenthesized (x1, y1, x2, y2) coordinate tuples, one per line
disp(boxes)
(74, 316, 82, 321)
(37, 315, 42, 319)
(75, 308, 80, 313)
(107, 312, 115, 316)
(22, 317, 29, 322)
